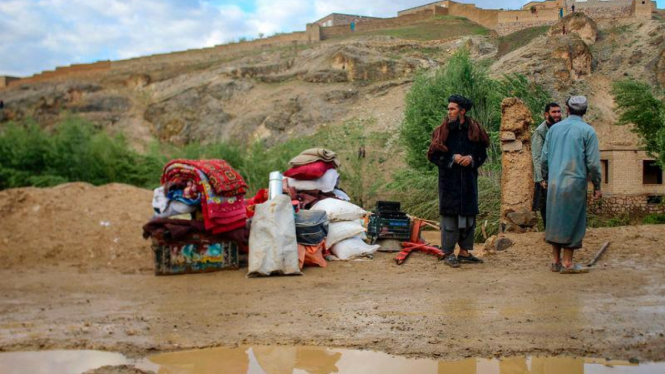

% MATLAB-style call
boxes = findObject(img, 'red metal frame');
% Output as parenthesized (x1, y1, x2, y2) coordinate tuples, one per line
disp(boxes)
(394, 218, 444, 265)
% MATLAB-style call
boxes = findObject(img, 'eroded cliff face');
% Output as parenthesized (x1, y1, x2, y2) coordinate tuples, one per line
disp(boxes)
(1, 16, 663, 149)
(491, 17, 664, 150)
(550, 34, 594, 88)
(548, 12, 599, 45)
(0, 37, 454, 147)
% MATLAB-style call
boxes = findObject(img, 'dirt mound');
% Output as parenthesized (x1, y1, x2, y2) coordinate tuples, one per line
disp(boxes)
(0, 183, 154, 272)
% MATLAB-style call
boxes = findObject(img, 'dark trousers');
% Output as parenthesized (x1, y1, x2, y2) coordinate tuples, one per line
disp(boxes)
(440, 215, 476, 255)
(533, 183, 547, 227)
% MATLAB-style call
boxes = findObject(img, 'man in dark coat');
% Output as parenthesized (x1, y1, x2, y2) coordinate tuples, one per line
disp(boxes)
(427, 95, 489, 268)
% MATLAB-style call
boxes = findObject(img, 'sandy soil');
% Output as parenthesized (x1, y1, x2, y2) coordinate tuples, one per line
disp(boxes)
(1, 184, 664, 363)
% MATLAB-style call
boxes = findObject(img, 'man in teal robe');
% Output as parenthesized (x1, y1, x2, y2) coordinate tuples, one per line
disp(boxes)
(541, 96, 602, 274)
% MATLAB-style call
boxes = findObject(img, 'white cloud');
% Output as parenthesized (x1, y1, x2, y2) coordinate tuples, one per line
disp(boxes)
(0, 0, 528, 77)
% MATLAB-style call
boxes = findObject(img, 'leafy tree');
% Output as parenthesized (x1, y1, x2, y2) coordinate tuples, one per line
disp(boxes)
(612, 80, 665, 167)
(401, 50, 502, 172)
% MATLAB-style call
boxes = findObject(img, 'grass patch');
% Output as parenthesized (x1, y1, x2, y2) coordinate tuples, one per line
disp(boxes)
(587, 213, 632, 228)
(497, 26, 549, 58)
(643, 213, 665, 224)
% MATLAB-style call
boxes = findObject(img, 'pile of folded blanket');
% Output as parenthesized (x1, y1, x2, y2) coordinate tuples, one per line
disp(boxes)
(284, 148, 350, 209)
(151, 159, 248, 235)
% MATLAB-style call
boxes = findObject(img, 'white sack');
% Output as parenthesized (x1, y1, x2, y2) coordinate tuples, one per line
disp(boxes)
(286, 169, 339, 193)
(312, 198, 367, 222)
(326, 220, 365, 249)
(331, 236, 380, 260)
(248, 195, 302, 277)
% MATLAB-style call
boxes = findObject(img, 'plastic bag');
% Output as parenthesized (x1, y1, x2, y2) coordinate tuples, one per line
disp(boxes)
(295, 210, 328, 245)
(248, 195, 302, 276)
(311, 198, 366, 222)
(332, 189, 351, 201)
(330, 236, 380, 260)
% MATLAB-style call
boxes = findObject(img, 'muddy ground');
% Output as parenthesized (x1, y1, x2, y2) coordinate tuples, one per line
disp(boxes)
(0, 184, 664, 363)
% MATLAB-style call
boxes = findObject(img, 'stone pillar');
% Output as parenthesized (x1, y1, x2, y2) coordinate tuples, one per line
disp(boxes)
(500, 98, 537, 233)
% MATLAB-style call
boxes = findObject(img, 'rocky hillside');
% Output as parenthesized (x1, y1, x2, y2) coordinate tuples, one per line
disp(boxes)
(0, 14, 663, 149)
(491, 13, 664, 149)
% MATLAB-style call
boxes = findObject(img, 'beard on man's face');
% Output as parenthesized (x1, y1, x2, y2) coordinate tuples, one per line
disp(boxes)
(448, 113, 460, 123)
(547, 114, 561, 124)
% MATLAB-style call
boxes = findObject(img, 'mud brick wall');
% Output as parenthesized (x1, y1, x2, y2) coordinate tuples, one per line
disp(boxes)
(113, 31, 311, 70)
(578, 6, 632, 19)
(319, 10, 437, 39)
(522, 0, 563, 11)
(13, 30, 312, 85)
(398, 1, 449, 16)
(316, 14, 381, 27)
(0, 76, 20, 88)
(10, 61, 111, 86)
(588, 194, 665, 215)
(497, 8, 560, 24)
(495, 20, 558, 35)
(447, 2, 500, 29)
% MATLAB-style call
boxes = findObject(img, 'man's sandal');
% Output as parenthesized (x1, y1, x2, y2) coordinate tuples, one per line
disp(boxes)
(457, 253, 484, 264)
(559, 264, 590, 274)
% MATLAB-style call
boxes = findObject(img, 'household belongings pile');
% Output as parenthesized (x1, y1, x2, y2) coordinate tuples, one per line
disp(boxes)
(247, 148, 380, 277)
(143, 159, 249, 275)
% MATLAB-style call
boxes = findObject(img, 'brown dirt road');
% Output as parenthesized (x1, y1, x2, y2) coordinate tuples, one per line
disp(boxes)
(1, 183, 664, 362)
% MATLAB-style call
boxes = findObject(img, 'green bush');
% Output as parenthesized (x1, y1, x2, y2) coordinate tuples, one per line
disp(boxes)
(0, 115, 391, 208)
(643, 213, 665, 225)
(0, 117, 166, 190)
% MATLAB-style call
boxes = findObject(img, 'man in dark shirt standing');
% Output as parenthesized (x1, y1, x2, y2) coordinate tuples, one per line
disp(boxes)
(427, 95, 490, 268)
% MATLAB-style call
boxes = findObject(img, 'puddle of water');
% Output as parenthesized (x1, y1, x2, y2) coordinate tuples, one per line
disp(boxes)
(1, 347, 664, 374)
(0, 350, 130, 374)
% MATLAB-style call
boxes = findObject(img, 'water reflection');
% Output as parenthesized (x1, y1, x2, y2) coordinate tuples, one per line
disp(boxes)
(143, 347, 656, 374)
(0, 347, 661, 374)
(0, 350, 130, 374)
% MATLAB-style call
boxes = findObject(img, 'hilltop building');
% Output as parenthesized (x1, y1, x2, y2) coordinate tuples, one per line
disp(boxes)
(313, 13, 382, 27)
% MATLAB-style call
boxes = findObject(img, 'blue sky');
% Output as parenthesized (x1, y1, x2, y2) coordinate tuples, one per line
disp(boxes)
(1, 0, 663, 77)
